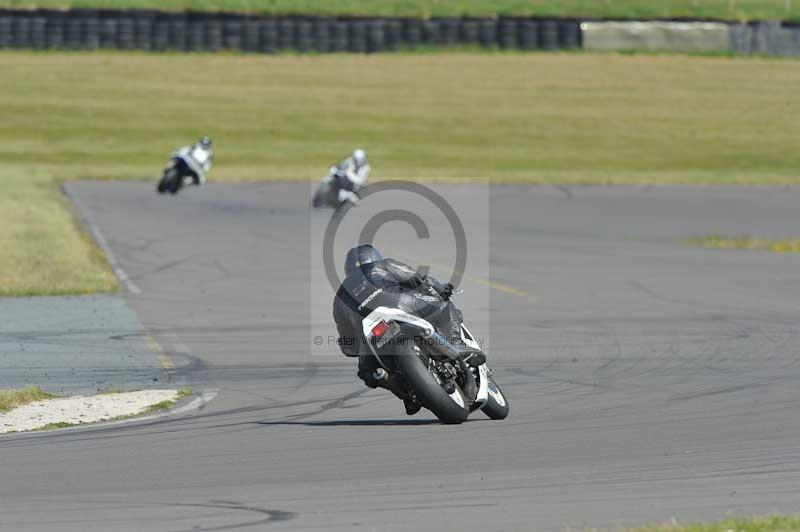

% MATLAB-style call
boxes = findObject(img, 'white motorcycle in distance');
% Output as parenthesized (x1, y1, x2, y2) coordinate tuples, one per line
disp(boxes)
(362, 303, 509, 424)
(311, 170, 361, 208)
(157, 137, 213, 195)
(312, 150, 370, 208)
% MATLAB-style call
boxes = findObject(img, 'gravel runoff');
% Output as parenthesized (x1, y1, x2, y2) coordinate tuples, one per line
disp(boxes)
(0, 389, 181, 434)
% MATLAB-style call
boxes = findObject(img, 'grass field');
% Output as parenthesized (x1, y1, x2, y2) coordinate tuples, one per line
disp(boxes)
(3, 0, 800, 21)
(688, 235, 800, 252)
(1, 50, 799, 295)
(0, 386, 54, 412)
(630, 515, 800, 532)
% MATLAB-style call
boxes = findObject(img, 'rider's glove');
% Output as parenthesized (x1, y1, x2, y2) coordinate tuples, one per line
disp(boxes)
(440, 283, 454, 301)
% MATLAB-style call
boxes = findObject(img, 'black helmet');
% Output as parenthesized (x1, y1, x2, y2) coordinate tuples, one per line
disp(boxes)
(199, 136, 212, 148)
(344, 244, 383, 275)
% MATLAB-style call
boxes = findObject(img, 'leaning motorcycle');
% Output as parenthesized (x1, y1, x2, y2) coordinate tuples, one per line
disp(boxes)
(312, 173, 359, 208)
(361, 304, 509, 424)
(157, 157, 196, 195)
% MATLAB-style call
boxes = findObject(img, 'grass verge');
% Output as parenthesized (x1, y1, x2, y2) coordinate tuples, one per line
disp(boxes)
(36, 421, 74, 430)
(143, 387, 192, 413)
(629, 515, 800, 532)
(0, 51, 798, 295)
(687, 235, 800, 253)
(0, 386, 54, 412)
(3, 0, 800, 21)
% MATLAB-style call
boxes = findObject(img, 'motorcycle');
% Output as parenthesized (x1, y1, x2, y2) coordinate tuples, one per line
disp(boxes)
(312, 172, 360, 208)
(157, 157, 200, 195)
(361, 304, 509, 424)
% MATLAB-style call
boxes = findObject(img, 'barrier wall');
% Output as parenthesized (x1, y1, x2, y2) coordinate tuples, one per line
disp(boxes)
(0, 9, 582, 52)
(0, 9, 799, 56)
(582, 21, 730, 53)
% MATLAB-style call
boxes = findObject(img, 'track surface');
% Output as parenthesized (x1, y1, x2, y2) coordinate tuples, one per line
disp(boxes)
(3, 182, 800, 531)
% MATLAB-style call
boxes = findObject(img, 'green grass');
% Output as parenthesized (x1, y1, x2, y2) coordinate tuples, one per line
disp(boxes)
(688, 235, 800, 252)
(0, 386, 54, 412)
(3, 0, 800, 21)
(143, 387, 192, 413)
(1, 51, 799, 295)
(36, 421, 75, 430)
(629, 515, 800, 532)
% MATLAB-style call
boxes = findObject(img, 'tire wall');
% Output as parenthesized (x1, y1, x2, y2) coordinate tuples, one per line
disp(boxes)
(0, 9, 582, 52)
(0, 10, 798, 56)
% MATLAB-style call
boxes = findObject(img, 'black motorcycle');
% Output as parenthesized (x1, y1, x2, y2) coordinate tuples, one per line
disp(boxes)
(362, 303, 509, 424)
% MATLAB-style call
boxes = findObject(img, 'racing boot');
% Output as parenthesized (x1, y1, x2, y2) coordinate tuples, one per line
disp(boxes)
(374, 368, 420, 415)
(403, 397, 422, 416)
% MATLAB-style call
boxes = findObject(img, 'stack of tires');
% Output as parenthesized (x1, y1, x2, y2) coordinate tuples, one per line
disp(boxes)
(0, 9, 582, 53)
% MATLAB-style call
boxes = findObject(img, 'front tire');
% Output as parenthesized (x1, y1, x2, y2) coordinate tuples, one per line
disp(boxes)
(481, 377, 509, 420)
(157, 168, 182, 195)
(395, 352, 469, 424)
(312, 182, 333, 208)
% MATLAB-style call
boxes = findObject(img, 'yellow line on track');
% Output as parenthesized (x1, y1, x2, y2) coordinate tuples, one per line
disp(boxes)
(389, 250, 530, 298)
(144, 335, 176, 370)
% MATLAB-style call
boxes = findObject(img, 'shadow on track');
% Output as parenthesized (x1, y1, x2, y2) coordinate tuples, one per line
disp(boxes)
(258, 419, 441, 427)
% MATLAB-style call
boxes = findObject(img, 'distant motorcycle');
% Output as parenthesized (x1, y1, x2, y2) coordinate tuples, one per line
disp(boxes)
(361, 300, 509, 424)
(312, 172, 360, 208)
(157, 138, 212, 195)
(157, 157, 197, 195)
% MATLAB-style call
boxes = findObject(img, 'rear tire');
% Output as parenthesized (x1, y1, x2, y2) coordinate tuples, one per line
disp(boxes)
(481, 377, 509, 420)
(395, 352, 469, 424)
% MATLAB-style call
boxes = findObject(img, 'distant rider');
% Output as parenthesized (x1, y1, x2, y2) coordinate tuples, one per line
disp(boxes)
(332, 245, 483, 415)
(327, 148, 370, 204)
(172, 136, 213, 186)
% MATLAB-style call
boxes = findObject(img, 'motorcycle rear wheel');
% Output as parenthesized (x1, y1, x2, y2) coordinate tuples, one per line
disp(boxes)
(395, 351, 469, 424)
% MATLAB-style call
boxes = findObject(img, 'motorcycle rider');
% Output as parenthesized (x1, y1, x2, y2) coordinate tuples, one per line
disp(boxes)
(332, 244, 484, 415)
(327, 148, 370, 204)
(170, 136, 213, 186)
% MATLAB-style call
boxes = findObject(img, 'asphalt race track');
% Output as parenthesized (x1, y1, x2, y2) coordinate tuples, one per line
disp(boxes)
(2, 182, 800, 531)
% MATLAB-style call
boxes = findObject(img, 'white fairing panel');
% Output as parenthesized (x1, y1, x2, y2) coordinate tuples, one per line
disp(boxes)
(475, 364, 489, 405)
(459, 323, 481, 351)
(362, 306, 434, 339)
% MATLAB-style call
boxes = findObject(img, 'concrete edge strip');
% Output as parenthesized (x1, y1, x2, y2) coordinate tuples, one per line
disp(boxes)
(63, 186, 143, 295)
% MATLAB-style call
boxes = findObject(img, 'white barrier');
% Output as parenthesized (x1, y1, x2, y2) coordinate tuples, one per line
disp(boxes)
(582, 21, 731, 53)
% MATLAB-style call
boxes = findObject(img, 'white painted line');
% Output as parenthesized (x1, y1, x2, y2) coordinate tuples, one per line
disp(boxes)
(100, 388, 219, 427)
(65, 189, 143, 295)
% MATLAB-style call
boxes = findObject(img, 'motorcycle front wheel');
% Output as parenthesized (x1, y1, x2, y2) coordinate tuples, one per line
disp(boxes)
(481, 376, 509, 420)
(157, 168, 181, 195)
(312, 182, 333, 208)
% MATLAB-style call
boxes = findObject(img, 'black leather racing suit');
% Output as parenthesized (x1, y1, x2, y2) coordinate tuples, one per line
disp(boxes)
(332, 258, 462, 388)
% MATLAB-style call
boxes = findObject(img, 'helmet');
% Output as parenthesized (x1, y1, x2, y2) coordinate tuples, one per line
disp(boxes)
(352, 148, 367, 167)
(199, 136, 212, 148)
(344, 244, 383, 275)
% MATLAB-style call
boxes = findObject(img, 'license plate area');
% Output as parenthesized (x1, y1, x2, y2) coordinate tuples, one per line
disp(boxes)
(375, 321, 401, 348)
